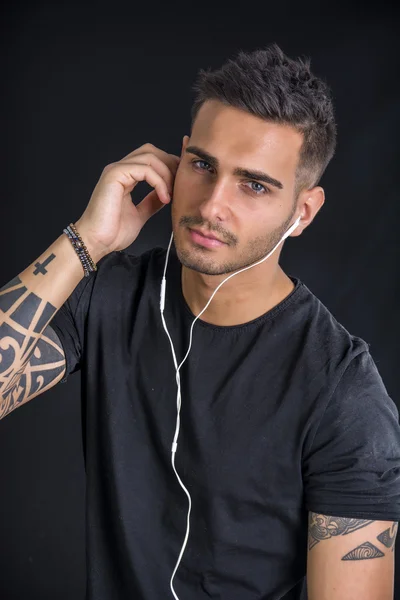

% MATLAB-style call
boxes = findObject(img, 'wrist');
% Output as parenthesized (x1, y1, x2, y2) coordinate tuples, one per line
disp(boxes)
(73, 219, 110, 264)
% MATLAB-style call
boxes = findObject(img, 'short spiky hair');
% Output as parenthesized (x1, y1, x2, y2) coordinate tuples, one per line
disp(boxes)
(190, 43, 337, 198)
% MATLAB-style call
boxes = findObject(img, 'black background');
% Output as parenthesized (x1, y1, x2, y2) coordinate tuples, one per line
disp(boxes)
(0, 2, 399, 598)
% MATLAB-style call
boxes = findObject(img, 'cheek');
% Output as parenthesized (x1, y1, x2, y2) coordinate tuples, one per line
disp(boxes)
(172, 167, 198, 206)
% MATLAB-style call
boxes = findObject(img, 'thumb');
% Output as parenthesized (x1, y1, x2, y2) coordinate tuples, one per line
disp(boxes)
(136, 188, 169, 224)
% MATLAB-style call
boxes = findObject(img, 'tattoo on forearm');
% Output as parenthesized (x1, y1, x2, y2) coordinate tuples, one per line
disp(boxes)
(33, 253, 56, 275)
(0, 275, 64, 419)
(308, 512, 398, 561)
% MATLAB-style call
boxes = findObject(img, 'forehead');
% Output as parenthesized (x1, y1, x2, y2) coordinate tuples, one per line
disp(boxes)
(191, 100, 303, 179)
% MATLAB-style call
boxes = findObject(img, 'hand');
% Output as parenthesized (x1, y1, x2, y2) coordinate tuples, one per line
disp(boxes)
(75, 143, 180, 261)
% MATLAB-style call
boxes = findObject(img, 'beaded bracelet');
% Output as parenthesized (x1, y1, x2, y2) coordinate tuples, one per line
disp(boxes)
(63, 222, 97, 277)
(69, 222, 97, 271)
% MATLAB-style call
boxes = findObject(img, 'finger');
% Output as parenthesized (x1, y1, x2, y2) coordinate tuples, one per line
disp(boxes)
(136, 189, 166, 223)
(123, 153, 178, 193)
(106, 162, 171, 204)
(120, 144, 180, 177)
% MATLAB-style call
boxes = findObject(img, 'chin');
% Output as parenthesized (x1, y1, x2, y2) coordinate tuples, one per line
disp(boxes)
(176, 245, 246, 277)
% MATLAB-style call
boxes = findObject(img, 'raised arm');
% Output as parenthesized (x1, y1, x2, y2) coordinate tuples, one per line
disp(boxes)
(1, 142, 180, 420)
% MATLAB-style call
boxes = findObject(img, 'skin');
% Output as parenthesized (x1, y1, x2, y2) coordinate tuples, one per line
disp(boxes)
(171, 99, 325, 326)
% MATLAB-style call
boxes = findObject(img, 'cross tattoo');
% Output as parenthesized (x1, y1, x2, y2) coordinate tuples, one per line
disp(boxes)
(33, 253, 56, 275)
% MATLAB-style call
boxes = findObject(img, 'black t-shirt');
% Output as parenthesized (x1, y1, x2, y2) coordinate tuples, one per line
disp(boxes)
(50, 245, 400, 600)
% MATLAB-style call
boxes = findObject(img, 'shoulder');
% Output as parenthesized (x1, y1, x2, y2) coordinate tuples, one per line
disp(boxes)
(90, 245, 167, 287)
(293, 279, 370, 374)
(67, 245, 168, 310)
(96, 245, 166, 274)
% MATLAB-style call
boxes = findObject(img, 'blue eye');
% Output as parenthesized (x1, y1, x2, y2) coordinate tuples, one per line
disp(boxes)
(248, 181, 267, 195)
(192, 159, 212, 171)
(191, 159, 270, 195)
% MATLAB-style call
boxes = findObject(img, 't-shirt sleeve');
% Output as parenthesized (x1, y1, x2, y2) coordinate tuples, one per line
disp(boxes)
(303, 349, 400, 521)
(49, 272, 96, 383)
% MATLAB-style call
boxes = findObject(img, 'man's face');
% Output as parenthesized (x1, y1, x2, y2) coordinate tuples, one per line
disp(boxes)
(171, 99, 304, 276)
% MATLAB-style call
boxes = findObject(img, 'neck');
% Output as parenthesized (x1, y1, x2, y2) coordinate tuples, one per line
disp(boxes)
(181, 260, 295, 327)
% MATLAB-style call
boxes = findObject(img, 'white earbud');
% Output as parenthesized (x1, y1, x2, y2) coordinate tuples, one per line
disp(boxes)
(281, 214, 302, 241)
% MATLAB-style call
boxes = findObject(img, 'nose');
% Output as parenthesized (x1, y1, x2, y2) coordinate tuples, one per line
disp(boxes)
(198, 180, 232, 224)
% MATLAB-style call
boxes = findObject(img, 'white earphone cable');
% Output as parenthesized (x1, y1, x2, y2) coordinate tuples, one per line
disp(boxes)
(160, 214, 302, 599)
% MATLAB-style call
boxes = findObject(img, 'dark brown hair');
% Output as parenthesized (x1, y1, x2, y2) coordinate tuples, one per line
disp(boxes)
(190, 43, 337, 198)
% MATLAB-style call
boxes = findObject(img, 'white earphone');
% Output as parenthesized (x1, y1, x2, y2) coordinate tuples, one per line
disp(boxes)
(159, 213, 302, 599)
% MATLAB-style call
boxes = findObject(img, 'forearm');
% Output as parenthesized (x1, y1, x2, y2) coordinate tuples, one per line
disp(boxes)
(0, 226, 105, 417)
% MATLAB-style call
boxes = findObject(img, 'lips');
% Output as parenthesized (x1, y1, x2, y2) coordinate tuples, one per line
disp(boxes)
(190, 228, 223, 243)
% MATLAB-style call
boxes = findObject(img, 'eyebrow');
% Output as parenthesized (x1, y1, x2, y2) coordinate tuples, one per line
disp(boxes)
(185, 145, 284, 190)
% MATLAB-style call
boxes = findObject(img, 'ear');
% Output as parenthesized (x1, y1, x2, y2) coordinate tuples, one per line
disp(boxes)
(181, 135, 190, 158)
(291, 186, 325, 237)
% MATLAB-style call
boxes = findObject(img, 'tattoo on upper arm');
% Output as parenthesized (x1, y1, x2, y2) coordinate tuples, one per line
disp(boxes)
(342, 541, 385, 560)
(377, 524, 398, 549)
(33, 253, 56, 275)
(308, 512, 398, 560)
(0, 275, 65, 419)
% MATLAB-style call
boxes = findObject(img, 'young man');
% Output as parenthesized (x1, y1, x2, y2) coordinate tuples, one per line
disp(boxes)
(1, 44, 399, 599)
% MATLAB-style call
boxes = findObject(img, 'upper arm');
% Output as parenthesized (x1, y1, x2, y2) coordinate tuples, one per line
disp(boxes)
(0, 323, 67, 419)
(307, 511, 398, 600)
